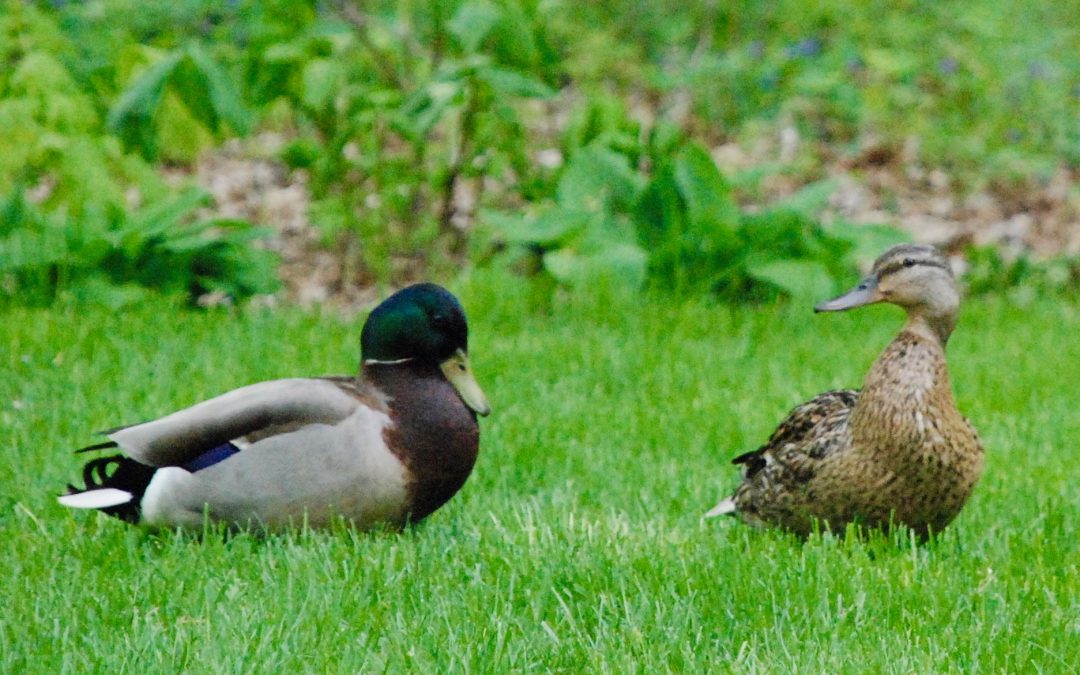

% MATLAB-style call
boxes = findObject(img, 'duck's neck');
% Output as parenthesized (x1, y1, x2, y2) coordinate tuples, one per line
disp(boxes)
(361, 358, 441, 394)
(851, 326, 958, 452)
(360, 358, 479, 521)
(360, 358, 475, 424)
(905, 311, 955, 346)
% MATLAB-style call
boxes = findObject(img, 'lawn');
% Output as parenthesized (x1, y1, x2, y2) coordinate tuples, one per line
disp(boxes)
(2, 277, 1079, 672)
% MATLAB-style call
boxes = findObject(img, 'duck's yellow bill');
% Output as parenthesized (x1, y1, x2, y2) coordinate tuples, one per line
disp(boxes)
(441, 349, 491, 416)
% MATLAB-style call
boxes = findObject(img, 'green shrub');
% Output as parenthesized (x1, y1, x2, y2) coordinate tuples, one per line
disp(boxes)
(0, 187, 279, 307)
(964, 245, 1080, 299)
(484, 125, 908, 302)
(8, 0, 1075, 306)
(107, 42, 252, 163)
(0, 2, 276, 307)
(243, 1, 561, 285)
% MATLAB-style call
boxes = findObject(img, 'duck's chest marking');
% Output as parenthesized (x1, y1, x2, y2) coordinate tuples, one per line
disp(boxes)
(380, 379, 479, 522)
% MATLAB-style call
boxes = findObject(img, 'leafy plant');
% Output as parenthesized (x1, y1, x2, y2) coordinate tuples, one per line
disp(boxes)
(259, 1, 560, 286)
(964, 245, 1080, 298)
(0, 3, 279, 309)
(0, 3, 163, 218)
(8, 0, 1073, 308)
(486, 131, 908, 301)
(108, 43, 252, 163)
(483, 144, 647, 289)
(0, 187, 279, 307)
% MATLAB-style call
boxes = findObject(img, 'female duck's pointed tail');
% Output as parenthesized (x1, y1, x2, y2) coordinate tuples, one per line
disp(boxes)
(704, 497, 737, 518)
(58, 442, 156, 523)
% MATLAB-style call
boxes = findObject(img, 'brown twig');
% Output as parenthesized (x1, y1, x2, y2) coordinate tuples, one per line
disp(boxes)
(439, 77, 478, 251)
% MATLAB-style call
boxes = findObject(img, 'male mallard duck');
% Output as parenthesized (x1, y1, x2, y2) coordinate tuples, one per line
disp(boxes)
(706, 244, 984, 537)
(59, 283, 491, 531)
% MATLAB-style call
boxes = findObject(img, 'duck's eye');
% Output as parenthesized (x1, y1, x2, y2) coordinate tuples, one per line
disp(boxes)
(903, 258, 916, 268)
(431, 313, 451, 329)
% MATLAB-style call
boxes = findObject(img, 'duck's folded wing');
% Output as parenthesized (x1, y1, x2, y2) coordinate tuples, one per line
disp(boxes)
(765, 389, 858, 449)
(108, 378, 365, 467)
(732, 389, 859, 474)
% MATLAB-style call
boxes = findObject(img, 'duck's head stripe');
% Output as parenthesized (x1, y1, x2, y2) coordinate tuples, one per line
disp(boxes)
(876, 257, 952, 279)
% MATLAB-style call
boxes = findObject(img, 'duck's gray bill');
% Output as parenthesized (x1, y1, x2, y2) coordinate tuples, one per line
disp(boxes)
(814, 275, 880, 313)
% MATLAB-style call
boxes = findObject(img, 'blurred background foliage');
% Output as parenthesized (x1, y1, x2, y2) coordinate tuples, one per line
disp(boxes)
(1, 0, 1078, 306)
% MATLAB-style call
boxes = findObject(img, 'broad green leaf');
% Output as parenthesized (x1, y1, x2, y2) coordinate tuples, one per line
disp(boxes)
(129, 188, 211, 237)
(9, 51, 78, 96)
(165, 223, 274, 254)
(487, 1, 541, 70)
(673, 143, 739, 237)
(739, 209, 821, 256)
(634, 163, 686, 245)
(448, 0, 502, 53)
(557, 145, 642, 213)
(746, 258, 837, 301)
(153, 88, 216, 164)
(543, 242, 647, 289)
(827, 220, 911, 267)
(195, 245, 281, 297)
(477, 67, 554, 99)
(483, 208, 585, 248)
(107, 51, 183, 156)
(301, 58, 345, 112)
(564, 93, 640, 155)
(772, 179, 837, 215)
(185, 44, 251, 135)
(397, 79, 464, 139)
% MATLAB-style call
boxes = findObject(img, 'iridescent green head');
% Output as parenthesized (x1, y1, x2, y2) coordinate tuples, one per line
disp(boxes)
(361, 283, 490, 415)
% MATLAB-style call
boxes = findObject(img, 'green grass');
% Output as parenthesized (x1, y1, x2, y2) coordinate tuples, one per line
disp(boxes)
(3, 277, 1080, 672)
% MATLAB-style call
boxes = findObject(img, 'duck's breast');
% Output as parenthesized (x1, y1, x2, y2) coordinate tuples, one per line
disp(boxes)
(381, 374, 480, 522)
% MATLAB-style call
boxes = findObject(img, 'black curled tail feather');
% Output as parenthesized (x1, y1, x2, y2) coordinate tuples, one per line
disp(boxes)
(66, 453, 157, 523)
(76, 439, 121, 454)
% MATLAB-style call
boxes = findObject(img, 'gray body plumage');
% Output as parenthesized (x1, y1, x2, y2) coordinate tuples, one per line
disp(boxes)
(133, 381, 408, 529)
(59, 283, 490, 532)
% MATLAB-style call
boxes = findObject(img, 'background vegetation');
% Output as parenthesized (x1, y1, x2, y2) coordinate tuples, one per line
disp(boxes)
(2, 0, 1079, 305)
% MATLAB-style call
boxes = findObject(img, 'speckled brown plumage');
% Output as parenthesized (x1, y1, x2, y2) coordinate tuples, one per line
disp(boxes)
(713, 244, 984, 538)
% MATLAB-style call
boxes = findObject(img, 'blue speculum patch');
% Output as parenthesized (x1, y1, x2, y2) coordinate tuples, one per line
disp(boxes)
(183, 442, 240, 472)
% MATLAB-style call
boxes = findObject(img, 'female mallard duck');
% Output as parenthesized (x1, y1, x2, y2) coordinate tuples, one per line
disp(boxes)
(706, 244, 984, 538)
(59, 283, 491, 531)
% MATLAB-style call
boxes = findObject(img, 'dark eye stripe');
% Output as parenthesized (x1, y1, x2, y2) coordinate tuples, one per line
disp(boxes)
(877, 257, 951, 278)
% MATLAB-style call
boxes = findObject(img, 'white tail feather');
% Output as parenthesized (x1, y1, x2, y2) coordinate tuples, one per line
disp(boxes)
(58, 488, 133, 510)
(704, 498, 737, 518)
